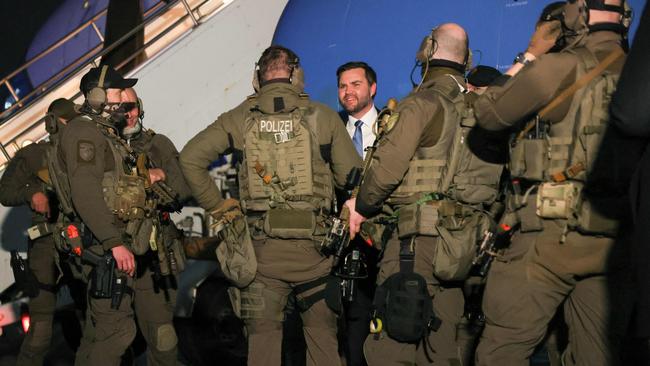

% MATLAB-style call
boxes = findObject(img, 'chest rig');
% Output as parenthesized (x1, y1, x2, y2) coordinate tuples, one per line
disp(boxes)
(238, 96, 333, 213)
(237, 95, 333, 239)
(389, 75, 502, 207)
(508, 47, 623, 237)
(100, 128, 148, 222)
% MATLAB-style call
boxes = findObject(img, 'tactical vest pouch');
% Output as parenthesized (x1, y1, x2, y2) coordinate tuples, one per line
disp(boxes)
(397, 203, 439, 239)
(373, 271, 439, 343)
(125, 218, 154, 255)
(263, 208, 316, 239)
(167, 226, 188, 274)
(433, 212, 487, 281)
(102, 173, 147, 221)
(536, 182, 581, 219)
(510, 139, 549, 181)
(216, 215, 257, 288)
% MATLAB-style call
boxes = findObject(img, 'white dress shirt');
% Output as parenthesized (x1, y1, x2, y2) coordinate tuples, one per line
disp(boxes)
(345, 105, 378, 159)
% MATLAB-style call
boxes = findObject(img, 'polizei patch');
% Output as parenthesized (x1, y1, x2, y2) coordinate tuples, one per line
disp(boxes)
(259, 119, 293, 133)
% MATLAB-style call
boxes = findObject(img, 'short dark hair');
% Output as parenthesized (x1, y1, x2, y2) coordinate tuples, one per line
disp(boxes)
(336, 61, 377, 86)
(257, 45, 300, 82)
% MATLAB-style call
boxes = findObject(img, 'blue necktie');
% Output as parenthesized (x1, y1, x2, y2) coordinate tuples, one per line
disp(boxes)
(353, 119, 363, 157)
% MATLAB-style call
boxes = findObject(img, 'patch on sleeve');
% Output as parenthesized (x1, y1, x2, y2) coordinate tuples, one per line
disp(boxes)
(77, 140, 96, 163)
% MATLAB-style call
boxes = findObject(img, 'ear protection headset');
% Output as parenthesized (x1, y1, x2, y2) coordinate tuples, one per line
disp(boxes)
(86, 65, 109, 111)
(136, 97, 144, 119)
(44, 112, 58, 134)
(417, 27, 473, 71)
(413, 27, 473, 92)
(252, 46, 305, 92)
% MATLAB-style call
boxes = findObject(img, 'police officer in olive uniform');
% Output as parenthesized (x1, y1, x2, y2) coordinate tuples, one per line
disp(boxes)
(347, 23, 503, 365)
(49, 65, 172, 366)
(0, 98, 78, 366)
(119, 87, 192, 365)
(180, 45, 361, 366)
(471, 1, 634, 365)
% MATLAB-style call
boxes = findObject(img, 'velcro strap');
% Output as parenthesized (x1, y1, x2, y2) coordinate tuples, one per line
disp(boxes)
(293, 275, 330, 312)
(293, 275, 329, 295)
(296, 290, 325, 312)
(548, 136, 573, 146)
(38, 282, 57, 293)
(583, 125, 604, 135)
(27, 223, 56, 240)
(258, 132, 296, 143)
(551, 162, 585, 183)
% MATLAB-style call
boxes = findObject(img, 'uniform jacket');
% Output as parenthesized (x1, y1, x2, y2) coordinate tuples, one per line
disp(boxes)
(180, 82, 362, 213)
(0, 142, 51, 224)
(355, 67, 461, 218)
(58, 115, 127, 250)
(474, 31, 625, 132)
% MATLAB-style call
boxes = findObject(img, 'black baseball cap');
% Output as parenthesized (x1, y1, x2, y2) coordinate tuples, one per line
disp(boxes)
(79, 65, 137, 95)
(47, 98, 78, 120)
(467, 65, 502, 87)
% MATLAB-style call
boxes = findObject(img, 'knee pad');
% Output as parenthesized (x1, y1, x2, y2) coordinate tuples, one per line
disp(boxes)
(154, 323, 178, 352)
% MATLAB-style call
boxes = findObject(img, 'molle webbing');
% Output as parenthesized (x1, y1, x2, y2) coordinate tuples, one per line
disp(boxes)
(239, 98, 333, 213)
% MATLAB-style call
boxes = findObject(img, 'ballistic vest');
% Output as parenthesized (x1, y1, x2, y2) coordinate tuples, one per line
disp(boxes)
(389, 75, 503, 207)
(509, 47, 620, 184)
(238, 95, 333, 213)
(100, 133, 147, 222)
(47, 116, 147, 222)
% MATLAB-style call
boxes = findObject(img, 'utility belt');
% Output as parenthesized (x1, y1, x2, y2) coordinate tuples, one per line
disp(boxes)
(246, 208, 329, 241)
(507, 179, 620, 240)
(395, 199, 478, 239)
(391, 196, 490, 282)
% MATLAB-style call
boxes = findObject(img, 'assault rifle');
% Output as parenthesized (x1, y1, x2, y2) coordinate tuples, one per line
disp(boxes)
(320, 98, 398, 271)
(136, 154, 182, 212)
(60, 224, 126, 309)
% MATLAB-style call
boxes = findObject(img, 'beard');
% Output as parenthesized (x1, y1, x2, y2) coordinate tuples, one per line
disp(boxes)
(121, 121, 142, 139)
(342, 93, 372, 115)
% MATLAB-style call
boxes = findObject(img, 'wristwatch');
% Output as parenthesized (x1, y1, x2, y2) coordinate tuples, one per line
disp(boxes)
(514, 52, 533, 66)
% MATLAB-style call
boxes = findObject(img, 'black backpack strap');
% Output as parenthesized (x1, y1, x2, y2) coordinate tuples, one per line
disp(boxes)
(399, 236, 416, 273)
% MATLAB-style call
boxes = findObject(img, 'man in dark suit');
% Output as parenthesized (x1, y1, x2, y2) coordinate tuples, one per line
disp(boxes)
(337, 62, 378, 159)
(335, 61, 379, 366)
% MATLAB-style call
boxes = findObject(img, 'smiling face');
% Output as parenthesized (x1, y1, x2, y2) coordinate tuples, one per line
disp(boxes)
(338, 67, 376, 118)
(121, 88, 140, 128)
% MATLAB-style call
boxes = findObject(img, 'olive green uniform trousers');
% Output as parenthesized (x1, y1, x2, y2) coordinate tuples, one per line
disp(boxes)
(364, 235, 464, 366)
(75, 249, 178, 366)
(476, 219, 633, 366)
(241, 238, 340, 366)
(16, 236, 58, 366)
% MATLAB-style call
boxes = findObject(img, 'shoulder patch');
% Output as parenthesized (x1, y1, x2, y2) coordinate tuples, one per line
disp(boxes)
(77, 140, 96, 163)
